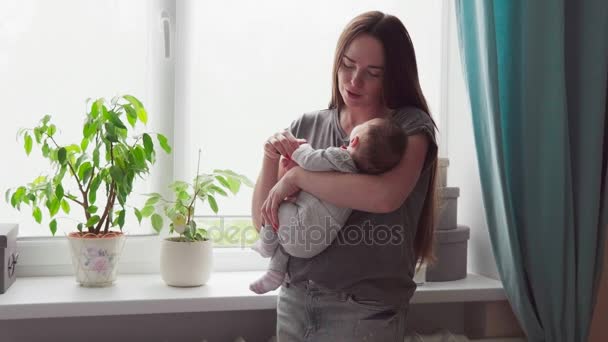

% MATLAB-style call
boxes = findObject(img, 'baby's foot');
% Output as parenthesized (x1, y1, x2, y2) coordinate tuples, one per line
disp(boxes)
(249, 270, 285, 294)
(251, 239, 274, 258)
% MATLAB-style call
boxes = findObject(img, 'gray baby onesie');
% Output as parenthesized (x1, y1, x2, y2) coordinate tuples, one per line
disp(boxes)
(258, 143, 358, 273)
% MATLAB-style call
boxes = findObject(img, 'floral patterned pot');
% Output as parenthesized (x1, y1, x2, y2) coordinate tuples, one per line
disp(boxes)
(67, 232, 126, 287)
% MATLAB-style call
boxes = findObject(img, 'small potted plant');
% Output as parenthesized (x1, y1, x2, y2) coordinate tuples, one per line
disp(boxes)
(6, 95, 171, 287)
(142, 150, 252, 287)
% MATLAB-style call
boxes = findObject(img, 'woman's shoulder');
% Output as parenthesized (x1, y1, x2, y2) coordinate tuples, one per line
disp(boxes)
(391, 106, 436, 137)
(391, 106, 432, 126)
(297, 108, 335, 123)
(288, 108, 336, 134)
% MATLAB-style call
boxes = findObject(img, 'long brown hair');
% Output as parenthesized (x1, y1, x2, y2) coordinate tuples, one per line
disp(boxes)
(329, 11, 439, 267)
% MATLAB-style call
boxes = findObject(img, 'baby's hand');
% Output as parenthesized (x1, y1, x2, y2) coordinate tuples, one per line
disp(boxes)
(281, 157, 299, 171)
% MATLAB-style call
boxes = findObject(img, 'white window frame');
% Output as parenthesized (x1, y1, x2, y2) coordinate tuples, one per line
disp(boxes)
(14, 0, 452, 277)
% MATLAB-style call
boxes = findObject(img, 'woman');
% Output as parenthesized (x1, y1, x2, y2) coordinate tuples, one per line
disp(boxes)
(252, 11, 438, 341)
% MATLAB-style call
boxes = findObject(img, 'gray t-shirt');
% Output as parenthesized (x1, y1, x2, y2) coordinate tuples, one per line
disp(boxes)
(286, 106, 438, 306)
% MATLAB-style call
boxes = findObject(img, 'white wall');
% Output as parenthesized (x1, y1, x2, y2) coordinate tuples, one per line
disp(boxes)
(444, 1, 499, 279)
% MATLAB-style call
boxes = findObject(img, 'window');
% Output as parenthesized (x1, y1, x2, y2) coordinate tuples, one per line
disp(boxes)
(3, 0, 447, 274)
(176, 0, 445, 245)
(0, 0, 171, 237)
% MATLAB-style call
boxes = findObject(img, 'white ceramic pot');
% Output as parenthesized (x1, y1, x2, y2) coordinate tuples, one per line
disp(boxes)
(160, 238, 213, 287)
(67, 232, 126, 287)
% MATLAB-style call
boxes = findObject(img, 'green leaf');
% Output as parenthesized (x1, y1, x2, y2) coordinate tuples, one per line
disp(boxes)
(227, 178, 241, 194)
(92, 146, 100, 167)
(142, 133, 153, 160)
(41, 143, 50, 157)
(61, 199, 70, 214)
(151, 213, 163, 233)
(209, 185, 228, 197)
(86, 215, 100, 227)
(87, 205, 98, 214)
(47, 124, 56, 137)
(196, 229, 208, 240)
(65, 144, 81, 154)
(45, 182, 53, 200)
(117, 210, 126, 228)
(5, 189, 11, 204)
(73, 154, 86, 170)
(105, 110, 127, 129)
(214, 169, 253, 187)
(109, 165, 124, 183)
(78, 162, 92, 183)
(123, 105, 137, 127)
(57, 147, 67, 165)
(83, 121, 97, 139)
(140, 206, 155, 217)
(207, 195, 218, 213)
(133, 146, 146, 167)
(169, 181, 189, 193)
(33, 127, 42, 143)
(90, 98, 103, 119)
(12, 186, 26, 208)
(80, 137, 90, 152)
(188, 221, 197, 239)
(49, 198, 61, 216)
(24, 134, 33, 156)
(157, 134, 171, 154)
(88, 181, 99, 205)
(49, 219, 57, 236)
(145, 196, 160, 207)
(104, 122, 118, 142)
(55, 184, 64, 200)
(32, 207, 42, 224)
(178, 191, 190, 202)
(215, 175, 231, 190)
(137, 107, 148, 125)
(77, 223, 84, 233)
(42, 115, 51, 125)
(134, 208, 142, 224)
(123, 95, 147, 124)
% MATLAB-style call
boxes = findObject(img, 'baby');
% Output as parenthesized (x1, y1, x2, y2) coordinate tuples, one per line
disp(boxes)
(250, 117, 407, 294)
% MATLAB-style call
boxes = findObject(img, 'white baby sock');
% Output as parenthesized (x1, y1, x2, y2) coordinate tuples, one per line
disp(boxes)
(249, 270, 285, 294)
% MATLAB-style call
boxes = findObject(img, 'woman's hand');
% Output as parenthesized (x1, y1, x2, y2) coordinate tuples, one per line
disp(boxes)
(261, 167, 301, 230)
(264, 130, 307, 160)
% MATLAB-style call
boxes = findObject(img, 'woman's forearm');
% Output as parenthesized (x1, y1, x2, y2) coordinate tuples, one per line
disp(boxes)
(251, 156, 280, 232)
(291, 168, 397, 213)
(288, 133, 429, 214)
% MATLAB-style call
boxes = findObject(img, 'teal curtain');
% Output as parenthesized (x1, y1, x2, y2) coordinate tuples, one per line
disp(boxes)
(455, 1, 608, 341)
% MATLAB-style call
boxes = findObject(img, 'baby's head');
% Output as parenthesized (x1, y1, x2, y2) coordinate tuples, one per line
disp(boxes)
(346, 118, 407, 174)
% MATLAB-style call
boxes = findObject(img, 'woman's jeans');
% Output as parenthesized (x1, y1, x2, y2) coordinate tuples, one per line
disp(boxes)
(277, 280, 408, 341)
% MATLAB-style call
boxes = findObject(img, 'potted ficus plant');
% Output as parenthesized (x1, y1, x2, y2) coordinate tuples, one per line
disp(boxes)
(6, 95, 171, 287)
(142, 150, 252, 287)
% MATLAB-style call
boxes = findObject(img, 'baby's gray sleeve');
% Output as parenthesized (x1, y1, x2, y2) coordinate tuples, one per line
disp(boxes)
(292, 145, 357, 173)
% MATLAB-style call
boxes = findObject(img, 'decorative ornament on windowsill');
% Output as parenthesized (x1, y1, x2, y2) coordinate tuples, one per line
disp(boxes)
(6, 95, 171, 287)
(142, 149, 252, 287)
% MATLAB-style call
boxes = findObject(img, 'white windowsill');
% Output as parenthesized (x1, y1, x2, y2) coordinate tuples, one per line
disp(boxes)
(0, 272, 505, 320)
